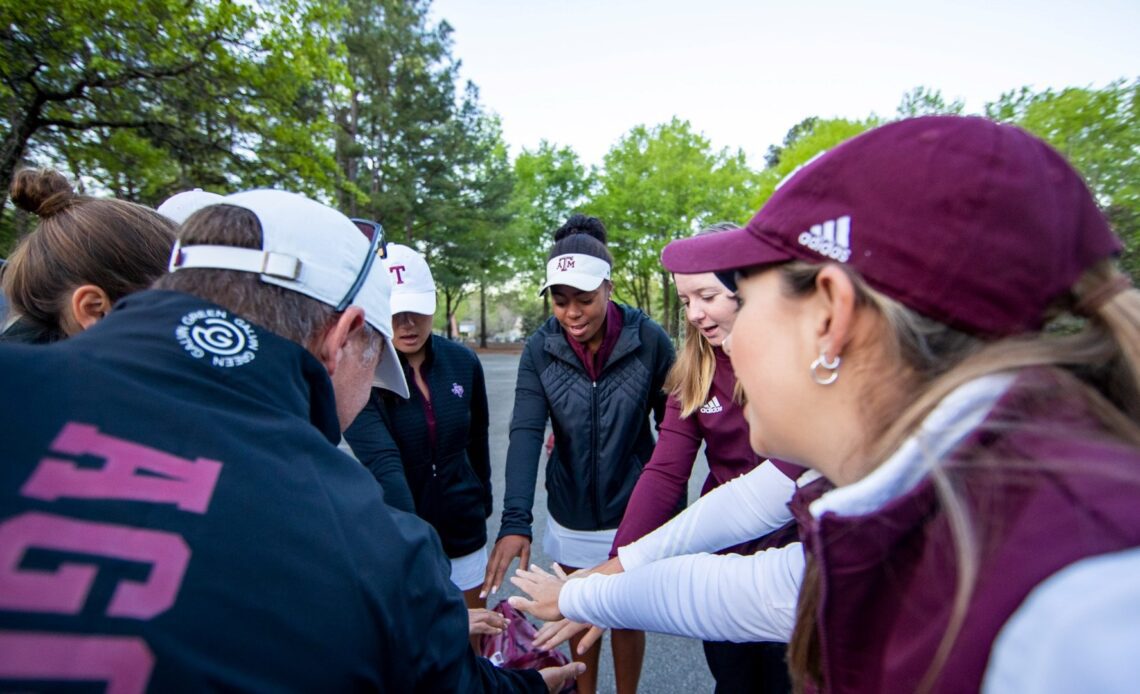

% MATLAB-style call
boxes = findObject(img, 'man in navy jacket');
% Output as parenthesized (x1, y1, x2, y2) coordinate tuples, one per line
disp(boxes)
(0, 191, 581, 692)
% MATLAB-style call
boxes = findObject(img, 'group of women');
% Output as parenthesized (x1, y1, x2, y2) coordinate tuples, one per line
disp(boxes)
(4, 115, 1138, 693)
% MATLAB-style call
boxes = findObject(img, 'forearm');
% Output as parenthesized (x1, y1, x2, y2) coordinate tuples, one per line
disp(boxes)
(618, 460, 796, 570)
(612, 400, 700, 554)
(499, 345, 551, 539)
(471, 363, 493, 516)
(561, 544, 804, 643)
(499, 429, 542, 538)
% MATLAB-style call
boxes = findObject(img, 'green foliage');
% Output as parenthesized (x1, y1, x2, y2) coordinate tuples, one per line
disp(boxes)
(332, 0, 518, 337)
(0, 0, 347, 252)
(428, 105, 516, 332)
(896, 86, 965, 118)
(507, 141, 591, 286)
(985, 79, 1140, 278)
(764, 116, 819, 168)
(334, 0, 462, 237)
(590, 118, 758, 334)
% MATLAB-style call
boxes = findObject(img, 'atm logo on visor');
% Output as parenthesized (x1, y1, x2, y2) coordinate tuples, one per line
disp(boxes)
(797, 216, 852, 263)
(557, 257, 576, 271)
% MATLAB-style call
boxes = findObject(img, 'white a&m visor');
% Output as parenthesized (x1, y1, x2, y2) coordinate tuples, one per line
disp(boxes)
(539, 253, 612, 294)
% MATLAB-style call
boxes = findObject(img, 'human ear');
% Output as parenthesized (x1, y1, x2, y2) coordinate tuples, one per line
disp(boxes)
(68, 285, 112, 334)
(812, 265, 858, 359)
(318, 307, 366, 376)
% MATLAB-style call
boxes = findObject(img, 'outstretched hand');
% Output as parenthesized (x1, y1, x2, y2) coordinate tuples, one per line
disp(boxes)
(539, 662, 586, 693)
(529, 554, 625, 652)
(481, 534, 531, 599)
(467, 608, 507, 636)
(508, 563, 569, 622)
(533, 617, 589, 650)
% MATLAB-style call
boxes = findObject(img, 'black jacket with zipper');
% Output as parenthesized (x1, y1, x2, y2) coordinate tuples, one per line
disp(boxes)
(0, 290, 541, 692)
(498, 303, 674, 539)
(344, 334, 491, 558)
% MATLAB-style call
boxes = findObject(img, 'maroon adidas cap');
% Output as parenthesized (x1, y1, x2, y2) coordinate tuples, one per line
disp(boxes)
(661, 116, 1120, 337)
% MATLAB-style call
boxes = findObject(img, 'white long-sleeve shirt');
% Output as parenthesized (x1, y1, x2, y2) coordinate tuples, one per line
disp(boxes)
(560, 373, 1140, 691)
(561, 460, 814, 642)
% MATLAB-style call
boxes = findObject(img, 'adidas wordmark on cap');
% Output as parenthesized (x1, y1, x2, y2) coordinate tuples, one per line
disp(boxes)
(662, 116, 1120, 337)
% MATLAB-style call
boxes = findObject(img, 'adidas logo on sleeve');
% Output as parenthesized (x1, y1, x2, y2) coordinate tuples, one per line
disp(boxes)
(699, 397, 723, 414)
(797, 215, 851, 262)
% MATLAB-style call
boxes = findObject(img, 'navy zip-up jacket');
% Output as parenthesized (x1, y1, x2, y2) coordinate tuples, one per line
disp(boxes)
(499, 303, 674, 539)
(344, 334, 492, 558)
(0, 290, 541, 693)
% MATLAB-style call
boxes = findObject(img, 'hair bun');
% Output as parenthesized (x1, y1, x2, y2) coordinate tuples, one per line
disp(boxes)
(10, 168, 75, 217)
(554, 213, 607, 245)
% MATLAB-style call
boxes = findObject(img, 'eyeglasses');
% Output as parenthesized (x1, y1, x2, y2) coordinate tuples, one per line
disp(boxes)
(337, 218, 388, 312)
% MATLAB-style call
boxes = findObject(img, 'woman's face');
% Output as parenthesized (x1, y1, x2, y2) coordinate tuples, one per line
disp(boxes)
(550, 283, 610, 349)
(674, 272, 737, 347)
(391, 311, 434, 356)
(724, 269, 815, 462)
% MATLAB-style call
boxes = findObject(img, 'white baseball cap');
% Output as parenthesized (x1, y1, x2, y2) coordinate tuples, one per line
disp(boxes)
(156, 189, 226, 224)
(166, 189, 409, 398)
(539, 253, 612, 295)
(383, 243, 436, 316)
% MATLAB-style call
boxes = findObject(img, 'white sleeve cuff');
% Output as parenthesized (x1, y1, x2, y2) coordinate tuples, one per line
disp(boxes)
(562, 544, 805, 643)
(616, 460, 797, 569)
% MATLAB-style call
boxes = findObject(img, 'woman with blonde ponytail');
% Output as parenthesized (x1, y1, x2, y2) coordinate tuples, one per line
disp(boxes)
(508, 116, 1140, 693)
(602, 223, 807, 693)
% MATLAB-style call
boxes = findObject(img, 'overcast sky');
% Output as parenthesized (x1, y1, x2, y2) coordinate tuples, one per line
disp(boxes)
(429, 0, 1140, 168)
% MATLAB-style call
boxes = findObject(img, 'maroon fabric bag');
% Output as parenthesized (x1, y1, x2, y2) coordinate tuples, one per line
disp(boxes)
(481, 600, 575, 691)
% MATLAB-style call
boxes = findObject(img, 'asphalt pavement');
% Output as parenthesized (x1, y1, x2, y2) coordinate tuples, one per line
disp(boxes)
(479, 351, 716, 693)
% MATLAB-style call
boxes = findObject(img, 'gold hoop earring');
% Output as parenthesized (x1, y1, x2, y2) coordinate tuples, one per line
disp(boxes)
(810, 351, 840, 386)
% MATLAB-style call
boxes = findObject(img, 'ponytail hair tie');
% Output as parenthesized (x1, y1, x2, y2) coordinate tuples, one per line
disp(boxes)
(1075, 274, 1133, 317)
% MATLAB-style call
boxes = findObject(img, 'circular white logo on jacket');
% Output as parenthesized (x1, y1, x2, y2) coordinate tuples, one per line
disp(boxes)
(176, 309, 258, 368)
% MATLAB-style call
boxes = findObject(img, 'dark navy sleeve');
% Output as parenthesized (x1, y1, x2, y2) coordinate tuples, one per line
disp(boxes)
(498, 339, 548, 540)
(469, 355, 493, 518)
(345, 489, 543, 692)
(473, 657, 546, 692)
(343, 392, 417, 514)
(648, 322, 675, 429)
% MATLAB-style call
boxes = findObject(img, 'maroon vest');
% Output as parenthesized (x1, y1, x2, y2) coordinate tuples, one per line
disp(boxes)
(792, 369, 1140, 692)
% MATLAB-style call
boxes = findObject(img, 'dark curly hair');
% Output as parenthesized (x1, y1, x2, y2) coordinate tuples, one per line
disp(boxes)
(548, 213, 613, 265)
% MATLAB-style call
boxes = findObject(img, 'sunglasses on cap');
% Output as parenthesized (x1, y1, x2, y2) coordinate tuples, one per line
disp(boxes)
(337, 218, 388, 312)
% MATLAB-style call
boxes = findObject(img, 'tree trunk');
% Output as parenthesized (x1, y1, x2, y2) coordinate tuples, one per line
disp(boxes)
(660, 269, 675, 337)
(346, 89, 360, 216)
(0, 106, 42, 236)
(634, 272, 652, 317)
(479, 278, 488, 348)
(444, 289, 454, 339)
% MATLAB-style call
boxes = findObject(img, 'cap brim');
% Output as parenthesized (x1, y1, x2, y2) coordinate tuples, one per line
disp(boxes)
(660, 225, 794, 278)
(391, 292, 436, 317)
(538, 273, 606, 296)
(373, 337, 409, 398)
(157, 190, 225, 224)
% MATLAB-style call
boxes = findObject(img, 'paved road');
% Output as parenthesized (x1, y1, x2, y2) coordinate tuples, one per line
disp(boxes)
(479, 352, 715, 693)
